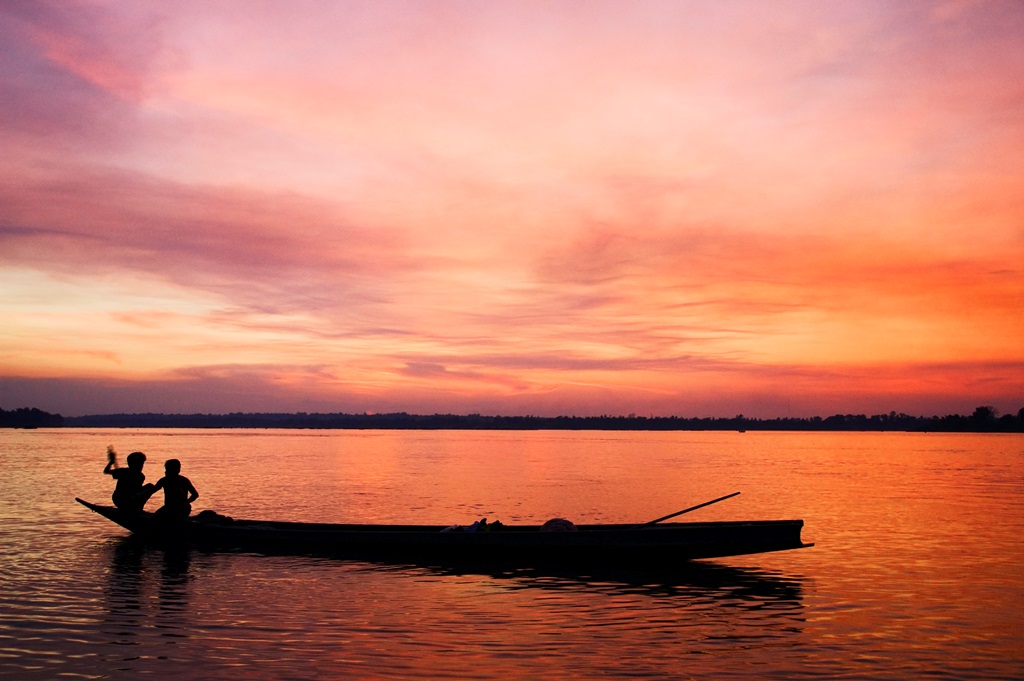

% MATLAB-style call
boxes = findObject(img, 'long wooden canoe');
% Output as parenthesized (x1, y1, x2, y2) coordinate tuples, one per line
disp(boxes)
(75, 497, 813, 562)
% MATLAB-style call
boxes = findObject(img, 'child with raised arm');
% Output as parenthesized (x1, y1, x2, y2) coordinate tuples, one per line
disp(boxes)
(103, 447, 155, 513)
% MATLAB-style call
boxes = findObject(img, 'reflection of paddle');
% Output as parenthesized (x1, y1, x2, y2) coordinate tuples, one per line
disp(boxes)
(643, 492, 740, 526)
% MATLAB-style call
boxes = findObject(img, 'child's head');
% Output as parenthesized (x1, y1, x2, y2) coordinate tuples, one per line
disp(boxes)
(126, 451, 146, 470)
(164, 458, 182, 475)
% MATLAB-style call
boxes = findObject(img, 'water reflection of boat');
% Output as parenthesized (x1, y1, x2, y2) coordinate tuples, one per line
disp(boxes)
(108, 537, 805, 609)
(359, 556, 806, 605)
(77, 497, 812, 563)
(102, 537, 193, 652)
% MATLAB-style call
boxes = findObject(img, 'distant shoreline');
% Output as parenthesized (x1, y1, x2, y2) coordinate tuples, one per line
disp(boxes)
(4, 407, 1022, 432)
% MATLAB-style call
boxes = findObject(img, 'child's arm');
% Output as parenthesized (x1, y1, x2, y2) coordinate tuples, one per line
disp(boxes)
(103, 447, 117, 475)
(186, 480, 199, 504)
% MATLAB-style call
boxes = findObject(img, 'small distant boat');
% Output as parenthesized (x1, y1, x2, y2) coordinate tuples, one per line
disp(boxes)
(75, 497, 812, 563)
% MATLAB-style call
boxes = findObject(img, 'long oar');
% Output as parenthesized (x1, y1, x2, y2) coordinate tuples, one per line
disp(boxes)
(643, 491, 740, 526)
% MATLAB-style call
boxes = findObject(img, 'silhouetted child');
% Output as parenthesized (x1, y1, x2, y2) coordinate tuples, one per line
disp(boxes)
(152, 458, 199, 521)
(103, 447, 156, 513)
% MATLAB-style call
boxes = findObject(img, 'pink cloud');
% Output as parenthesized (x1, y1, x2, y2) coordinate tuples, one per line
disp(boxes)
(1, 1, 1023, 417)
(0, 168, 419, 311)
(0, 1, 169, 146)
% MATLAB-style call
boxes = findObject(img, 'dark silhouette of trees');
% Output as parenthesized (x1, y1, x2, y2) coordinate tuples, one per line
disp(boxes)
(5, 404, 1022, 432)
(972, 405, 997, 421)
(56, 406, 1024, 432)
(0, 407, 64, 428)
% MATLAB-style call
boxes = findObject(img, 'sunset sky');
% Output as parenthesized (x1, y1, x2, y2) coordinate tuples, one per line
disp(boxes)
(2, 1, 1023, 418)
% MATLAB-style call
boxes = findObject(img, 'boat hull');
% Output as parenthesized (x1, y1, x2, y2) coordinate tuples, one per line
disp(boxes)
(75, 498, 812, 562)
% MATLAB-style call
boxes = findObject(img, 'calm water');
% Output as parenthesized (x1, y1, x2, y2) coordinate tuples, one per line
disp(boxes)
(1, 429, 1022, 680)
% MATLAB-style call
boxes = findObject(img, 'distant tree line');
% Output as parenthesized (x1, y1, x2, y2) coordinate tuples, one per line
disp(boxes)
(0, 407, 65, 428)
(12, 405, 1016, 432)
